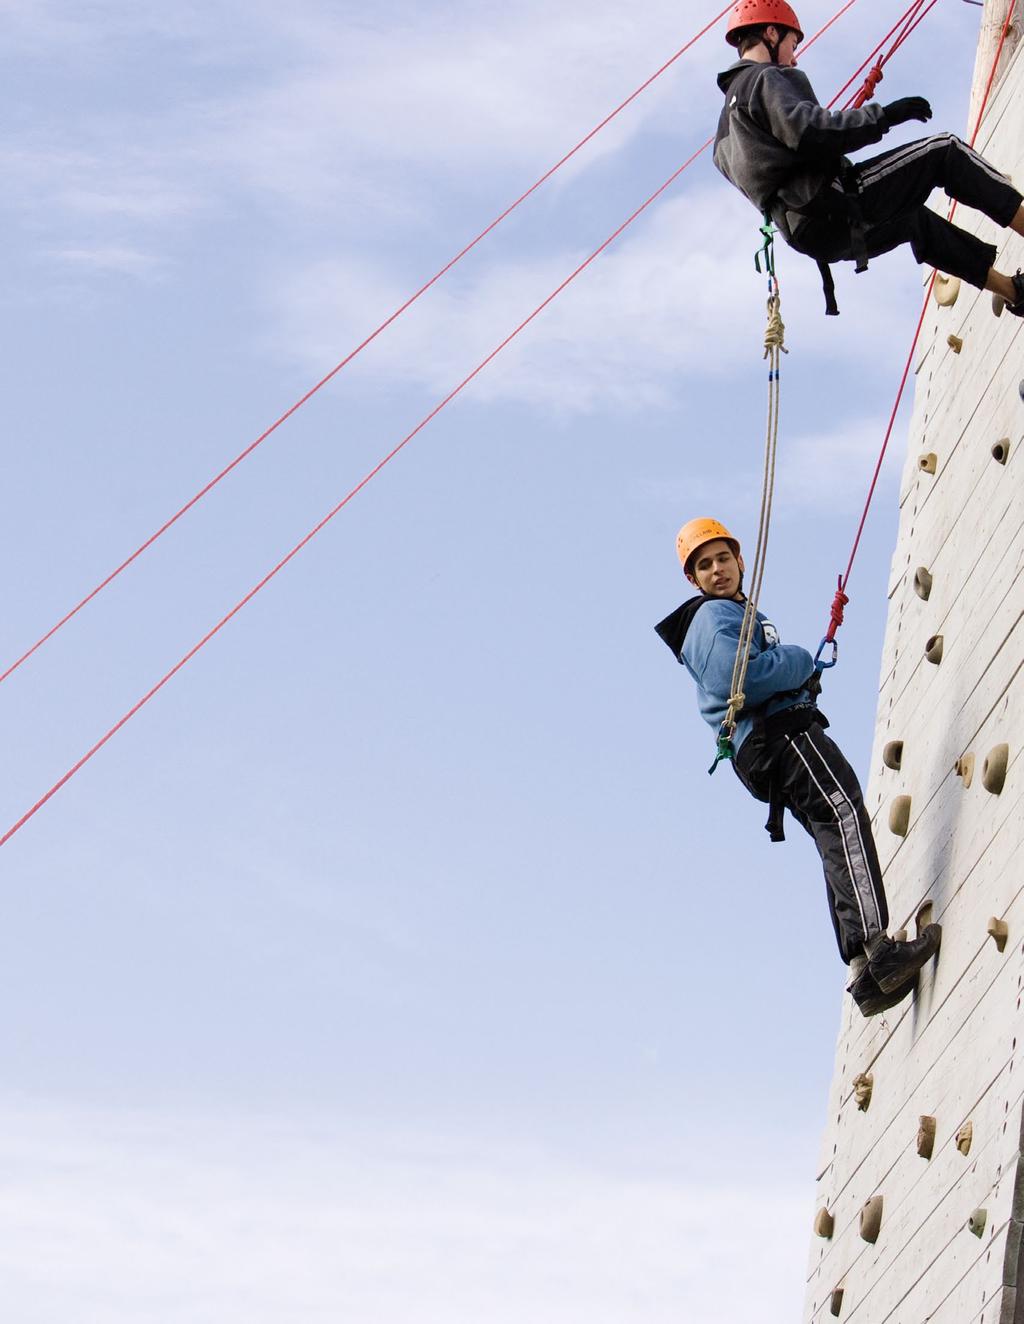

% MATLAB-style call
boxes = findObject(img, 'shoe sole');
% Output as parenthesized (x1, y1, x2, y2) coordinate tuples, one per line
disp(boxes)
(855, 976, 917, 1017)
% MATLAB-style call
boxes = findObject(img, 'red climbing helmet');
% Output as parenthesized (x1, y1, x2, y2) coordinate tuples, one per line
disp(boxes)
(725, 0, 803, 46)
(676, 518, 740, 575)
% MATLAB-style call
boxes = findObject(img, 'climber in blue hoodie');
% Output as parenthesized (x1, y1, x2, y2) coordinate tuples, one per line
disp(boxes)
(655, 518, 941, 1017)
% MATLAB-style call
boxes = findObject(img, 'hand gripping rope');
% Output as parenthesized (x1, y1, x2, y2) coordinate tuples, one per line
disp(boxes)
(710, 221, 787, 773)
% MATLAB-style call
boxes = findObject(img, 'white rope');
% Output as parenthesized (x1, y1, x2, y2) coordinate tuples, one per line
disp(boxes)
(723, 288, 787, 739)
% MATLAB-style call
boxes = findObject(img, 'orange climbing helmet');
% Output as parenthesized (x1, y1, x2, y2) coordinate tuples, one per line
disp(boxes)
(676, 518, 741, 575)
(725, 0, 803, 46)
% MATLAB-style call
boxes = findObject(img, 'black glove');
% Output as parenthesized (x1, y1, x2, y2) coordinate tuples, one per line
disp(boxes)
(883, 96, 932, 127)
(804, 669, 823, 700)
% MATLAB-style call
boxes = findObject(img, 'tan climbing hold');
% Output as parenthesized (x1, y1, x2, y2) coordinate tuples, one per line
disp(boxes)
(925, 634, 944, 665)
(988, 917, 1009, 952)
(992, 438, 1011, 465)
(947, 333, 963, 353)
(934, 272, 961, 306)
(917, 1115, 936, 1160)
(918, 452, 938, 474)
(830, 1287, 844, 1317)
(913, 567, 933, 600)
(982, 743, 1009, 795)
(956, 1120, 974, 1156)
(814, 1207, 835, 1239)
(954, 753, 975, 787)
(889, 796, 912, 837)
(969, 1208, 988, 1238)
(860, 1194, 883, 1244)
(853, 1072, 874, 1111)
(915, 901, 934, 935)
(882, 740, 904, 771)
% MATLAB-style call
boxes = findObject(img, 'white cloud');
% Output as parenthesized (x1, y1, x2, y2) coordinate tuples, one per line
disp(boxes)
(632, 414, 902, 518)
(268, 179, 932, 418)
(47, 244, 166, 278)
(0, 1099, 812, 1324)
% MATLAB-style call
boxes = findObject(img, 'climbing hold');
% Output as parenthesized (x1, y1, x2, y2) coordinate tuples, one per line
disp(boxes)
(913, 567, 933, 600)
(917, 1115, 936, 1160)
(918, 452, 938, 474)
(992, 438, 1011, 465)
(915, 901, 934, 935)
(933, 273, 961, 307)
(968, 1208, 988, 1238)
(882, 740, 904, 771)
(814, 1207, 835, 1239)
(859, 1195, 883, 1244)
(925, 635, 944, 665)
(830, 1287, 845, 1317)
(988, 917, 1009, 952)
(956, 1121, 974, 1156)
(954, 753, 975, 787)
(982, 743, 1009, 795)
(947, 334, 963, 354)
(853, 1072, 874, 1111)
(889, 796, 912, 836)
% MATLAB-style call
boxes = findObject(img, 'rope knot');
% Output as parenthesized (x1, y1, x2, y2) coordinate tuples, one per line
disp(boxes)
(830, 585, 849, 630)
(854, 64, 884, 108)
(763, 292, 788, 358)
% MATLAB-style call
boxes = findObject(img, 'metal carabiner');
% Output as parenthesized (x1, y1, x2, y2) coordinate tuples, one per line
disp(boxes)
(814, 637, 839, 671)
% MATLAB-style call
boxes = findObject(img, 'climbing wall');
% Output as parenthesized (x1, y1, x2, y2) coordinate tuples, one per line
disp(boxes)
(802, 6, 1024, 1322)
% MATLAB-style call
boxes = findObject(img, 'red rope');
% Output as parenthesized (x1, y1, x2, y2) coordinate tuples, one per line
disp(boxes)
(828, 0, 933, 109)
(0, 0, 872, 848)
(823, 0, 1018, 645)
(0, 2, 737, 691)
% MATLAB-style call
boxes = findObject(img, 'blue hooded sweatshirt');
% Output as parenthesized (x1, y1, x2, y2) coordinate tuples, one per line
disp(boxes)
(657, 596, 815, 752)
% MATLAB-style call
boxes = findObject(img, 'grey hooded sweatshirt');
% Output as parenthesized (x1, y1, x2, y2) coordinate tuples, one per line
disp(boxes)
(714, 59, 889, 243)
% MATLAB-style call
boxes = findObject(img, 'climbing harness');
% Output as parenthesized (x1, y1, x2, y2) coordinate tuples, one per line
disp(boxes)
(710, 220, 787, 773)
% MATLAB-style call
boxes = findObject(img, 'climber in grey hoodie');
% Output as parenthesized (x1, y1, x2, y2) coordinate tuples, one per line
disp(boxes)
(713, 6, 1024, 314)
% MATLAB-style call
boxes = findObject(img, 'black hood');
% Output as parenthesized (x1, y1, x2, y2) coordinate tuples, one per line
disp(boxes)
(654, 596, 709, 663)
(716, 58, 756, 94)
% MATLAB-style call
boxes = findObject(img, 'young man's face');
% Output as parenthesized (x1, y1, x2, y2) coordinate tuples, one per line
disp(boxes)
(765, 24, 800, 65)
(687, 539, 745, 598)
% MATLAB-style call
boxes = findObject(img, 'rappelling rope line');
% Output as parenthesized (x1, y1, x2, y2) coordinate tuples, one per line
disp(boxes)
(848, 1, 940, 109)
(0, 0, 890, 847)
(723, 0, 942, 722)
(0, 2, 739, 692)
(829, 0, 935, 110)
(716, 272, 787, 766)
(818, 0, 1018, 661)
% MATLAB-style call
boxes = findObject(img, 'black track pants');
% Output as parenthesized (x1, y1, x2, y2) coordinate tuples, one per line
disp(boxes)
(790, 133, 1023, 289)
(735, 727, 889, 964)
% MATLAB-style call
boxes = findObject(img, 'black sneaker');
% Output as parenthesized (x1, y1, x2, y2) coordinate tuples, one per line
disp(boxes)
(868, 924, 942, 994)
(994, 270, 1024, 318)
(848, 964, 918, 1017)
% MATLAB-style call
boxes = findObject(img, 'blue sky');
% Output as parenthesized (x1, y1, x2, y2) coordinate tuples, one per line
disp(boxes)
(0, 1, 990, 1319)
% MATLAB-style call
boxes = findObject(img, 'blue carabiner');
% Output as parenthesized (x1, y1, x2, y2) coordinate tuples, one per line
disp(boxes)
(815, 637, 839, 671)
